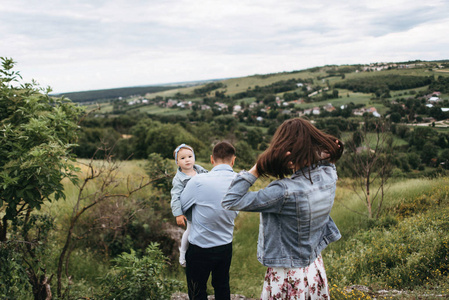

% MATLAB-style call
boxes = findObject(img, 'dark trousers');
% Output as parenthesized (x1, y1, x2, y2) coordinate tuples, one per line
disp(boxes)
(185, 242, 233, 300)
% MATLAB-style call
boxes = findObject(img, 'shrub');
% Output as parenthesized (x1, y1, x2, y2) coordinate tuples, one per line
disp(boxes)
(97, 243, 183, 300)
(0, 242, 32, 299)
(325, 207, 449, 289)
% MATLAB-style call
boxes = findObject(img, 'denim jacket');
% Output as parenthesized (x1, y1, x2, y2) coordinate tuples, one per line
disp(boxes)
(171, 164, 208, 217)
(222, 161, 341, 268)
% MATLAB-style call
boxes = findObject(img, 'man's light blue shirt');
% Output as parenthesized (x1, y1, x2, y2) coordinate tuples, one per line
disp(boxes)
(180, 164, 239, 248)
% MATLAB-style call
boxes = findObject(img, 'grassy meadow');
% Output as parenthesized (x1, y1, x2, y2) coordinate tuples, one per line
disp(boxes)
(42, 157, 449, 299)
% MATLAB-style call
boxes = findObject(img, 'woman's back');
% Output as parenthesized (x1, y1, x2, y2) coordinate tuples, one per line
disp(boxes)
(223, 162, 341, 268)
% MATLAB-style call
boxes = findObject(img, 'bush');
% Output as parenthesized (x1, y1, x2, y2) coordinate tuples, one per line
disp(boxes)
(325, 207, 449, 289)
(97, 243, 183, 299)
(0, 242, 32, 299)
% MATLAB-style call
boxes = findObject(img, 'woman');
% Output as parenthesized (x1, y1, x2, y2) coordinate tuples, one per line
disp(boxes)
(222, 118, 343, 300)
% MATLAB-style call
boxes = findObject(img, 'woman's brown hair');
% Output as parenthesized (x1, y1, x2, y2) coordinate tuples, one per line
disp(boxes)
(256, 118, 344, 179)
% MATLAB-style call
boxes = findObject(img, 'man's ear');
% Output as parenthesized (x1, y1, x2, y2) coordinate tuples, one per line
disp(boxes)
(210, 155, 215, 165)
(230, 156, 236, 167)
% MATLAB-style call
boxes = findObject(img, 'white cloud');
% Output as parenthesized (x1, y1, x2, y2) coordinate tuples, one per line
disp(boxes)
(0, 0, 448, 92)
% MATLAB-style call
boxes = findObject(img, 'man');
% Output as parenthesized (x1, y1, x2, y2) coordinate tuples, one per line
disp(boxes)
(180, 141, 239, 300)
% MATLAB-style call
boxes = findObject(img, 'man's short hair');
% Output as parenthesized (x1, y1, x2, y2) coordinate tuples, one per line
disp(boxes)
(212, 141, 236, 162)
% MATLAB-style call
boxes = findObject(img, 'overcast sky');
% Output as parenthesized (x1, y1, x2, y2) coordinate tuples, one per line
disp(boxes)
(1, 0, 448, 93)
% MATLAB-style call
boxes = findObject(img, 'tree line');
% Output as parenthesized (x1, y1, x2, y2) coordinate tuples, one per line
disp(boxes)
(334, 74, 433, 96)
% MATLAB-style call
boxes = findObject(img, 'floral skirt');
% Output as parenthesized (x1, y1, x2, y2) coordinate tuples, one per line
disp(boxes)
(260, 255, 329, 300)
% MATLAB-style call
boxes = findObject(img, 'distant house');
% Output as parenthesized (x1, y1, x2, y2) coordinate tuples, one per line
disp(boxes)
(215, 102, 228, 111)
(167, 99, 178, 107)
(176, 102, 187, 108)
(287, 99, 304, 105)
(249, 102, 258, 109)
(353, 108, 364, 116)
(429, 97, 441, 103)
(233, 105, 242, 112)
(275, 97, 283, 106)
(324, 103, 336, 112)
(303, 108, 312, 115)
(312, 107, 320, 115)
(177, 101, 193, 109)
(352, 107, 380, 117)
(296, 83, 304, 87)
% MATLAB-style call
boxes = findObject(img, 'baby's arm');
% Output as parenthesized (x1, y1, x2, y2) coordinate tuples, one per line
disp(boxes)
(175, 215, 187, 226)
(171, 176, 186, 225)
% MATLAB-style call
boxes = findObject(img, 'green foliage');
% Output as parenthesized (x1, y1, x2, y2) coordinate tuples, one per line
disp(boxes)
(0, 57, 83, 236)
(334, 74, 433, 95)
(57, 85, 181, 102)
(246, 127, 264, 149)
(328, 285, 371, 300)
(129, 119, 205, 159)
(145, 153, 176, 194)
(326, 180, 449, 289)
(233, 78, 307, 100)
(235, 140, 256, 169)
(229, 211, 266, 298)
(97, 243, 183, 300)
(0, 213, 56, 300)
(326, 207, 449, 289)
(314, 116, 360, 132)
(193, 82, 225, 96)
(429, 75, 449, 93)
(0, 242, 32, 299)
(73, 127, 122, 158)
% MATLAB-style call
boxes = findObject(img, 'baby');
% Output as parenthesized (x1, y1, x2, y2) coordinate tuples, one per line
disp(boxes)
(170, 144, 207, 266)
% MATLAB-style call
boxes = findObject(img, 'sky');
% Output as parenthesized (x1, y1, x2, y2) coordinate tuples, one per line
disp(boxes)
(1, 0, 449, 93)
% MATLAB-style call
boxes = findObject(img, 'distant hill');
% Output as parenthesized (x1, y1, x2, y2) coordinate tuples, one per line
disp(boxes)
(52, 79, 225, 103)
(52, 60, 449, 103)
(52, 85, 182, 103)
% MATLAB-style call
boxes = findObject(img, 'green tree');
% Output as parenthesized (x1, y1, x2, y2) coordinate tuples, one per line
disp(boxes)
(146, 123, 205, 159)
(390, 112, 402, 123)
(0, 57, 83, 299)
(325, 125, 341, 139)
(246, 127, 263, 149)
(235, 140, 256, 169)
(409, 127, 437, 151)
(0, 57, 83, 241)
(407, 152, 421, 169)
(352, 129, 364, 147)
(420, 142, 439, 166)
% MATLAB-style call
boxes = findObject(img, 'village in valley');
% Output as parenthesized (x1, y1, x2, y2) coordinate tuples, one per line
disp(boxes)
(102, 61, 449, 128)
